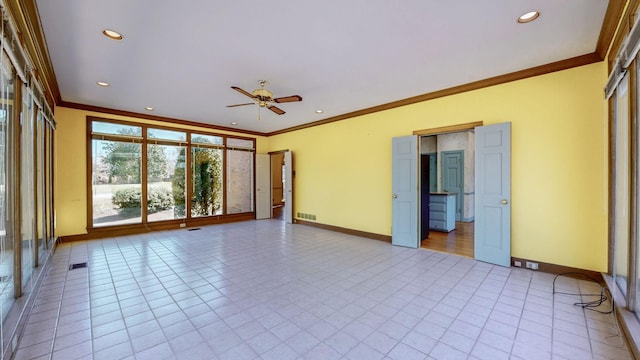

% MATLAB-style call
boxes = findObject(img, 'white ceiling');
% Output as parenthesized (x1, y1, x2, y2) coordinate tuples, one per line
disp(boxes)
(35, 1, 609, 134)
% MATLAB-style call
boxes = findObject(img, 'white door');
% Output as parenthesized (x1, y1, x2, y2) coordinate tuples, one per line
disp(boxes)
(256, 154, 271, 219)
(474, 122, 511, 267)
(392, 135, 419, 248)
(284, 151, 293, 224)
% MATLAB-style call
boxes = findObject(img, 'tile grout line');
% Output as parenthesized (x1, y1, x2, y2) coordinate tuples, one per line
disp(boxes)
(46, 246, 72, 360)
(510, 270, 536, 358)
(467, 265, 518, 359)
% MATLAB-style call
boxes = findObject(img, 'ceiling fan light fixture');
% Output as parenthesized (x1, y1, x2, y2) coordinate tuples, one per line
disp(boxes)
(102, 29, 123, 40)
(518, 11, 540, 23)
(252, 88, 273, 100)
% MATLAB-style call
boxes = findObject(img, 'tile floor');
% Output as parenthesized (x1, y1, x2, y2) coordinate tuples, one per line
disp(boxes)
(12, 220, 633, 360)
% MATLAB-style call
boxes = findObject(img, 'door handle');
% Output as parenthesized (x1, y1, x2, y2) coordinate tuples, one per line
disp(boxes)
(501, 199, 508, 204)
(392, 194, 398, 198)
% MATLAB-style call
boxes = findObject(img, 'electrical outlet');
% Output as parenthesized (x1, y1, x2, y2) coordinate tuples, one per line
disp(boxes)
(514, 260, 522, 267)
(525, 261, 539, 270)
(179, 223, 186, 228)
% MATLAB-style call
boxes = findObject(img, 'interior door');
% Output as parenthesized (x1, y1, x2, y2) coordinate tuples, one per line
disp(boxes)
(474, 122, 511, 267)
(392, 135, 419, 248)
(284, 151, 293, 224)
(255, 154, 271, 219)
(442, 150, 463, 221)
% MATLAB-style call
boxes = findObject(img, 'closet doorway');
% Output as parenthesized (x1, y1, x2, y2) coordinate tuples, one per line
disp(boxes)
(420, 130, 475, 257)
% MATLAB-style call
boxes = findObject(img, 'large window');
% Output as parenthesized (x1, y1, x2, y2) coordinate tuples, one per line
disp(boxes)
(0, 52, 15, 325)
(91, 123, 143, 227)
(147, 128, 187, 222)
(227, 138, 255, 214)
(0, 10, 57, 359)
(88, 119, 255, 228)
(614, 73, 630, 295)
(20, 86, 34, 294)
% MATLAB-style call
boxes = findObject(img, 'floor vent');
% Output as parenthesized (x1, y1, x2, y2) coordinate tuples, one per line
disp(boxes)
(188, 228, 201, 231)
(0, 276, 10, 282)
(69, 262, 87, 270)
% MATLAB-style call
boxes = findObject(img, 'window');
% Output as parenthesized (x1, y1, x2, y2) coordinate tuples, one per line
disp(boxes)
(88, 119, 255, 228)
(91, 124, 143, 227)
(227, 138, 255, 214)
(20, 85, 34, 293)
(147, 128, 187, 222)
(0, 51, 14, 323)
(614, 74, 630, 295)
(191, 146, 223, 217)
(148, 143, 187, 221)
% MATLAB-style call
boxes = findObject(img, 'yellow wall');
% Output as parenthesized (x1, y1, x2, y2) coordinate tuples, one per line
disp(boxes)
(268, 62, 608, 272)
(53, 106, 269, 237)
(54, 62, 608, 271)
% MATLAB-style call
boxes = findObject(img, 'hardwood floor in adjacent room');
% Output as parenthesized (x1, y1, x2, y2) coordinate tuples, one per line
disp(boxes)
(421, 221, 474, 258)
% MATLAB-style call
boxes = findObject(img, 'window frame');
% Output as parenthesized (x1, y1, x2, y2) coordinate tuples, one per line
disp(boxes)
(86, 116, 256, 232)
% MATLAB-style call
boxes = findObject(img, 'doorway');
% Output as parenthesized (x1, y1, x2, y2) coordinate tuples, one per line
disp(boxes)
(271, 153, 285, 219)
(256, 150, 293, 223)
(420, 131, 475, 257)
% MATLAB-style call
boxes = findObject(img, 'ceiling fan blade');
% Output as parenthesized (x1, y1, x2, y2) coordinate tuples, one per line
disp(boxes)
(226, 102, 255, 108)
(231, 86, 257, 99)
(274, 95, 302, 103)
(268, 105, 285, 115)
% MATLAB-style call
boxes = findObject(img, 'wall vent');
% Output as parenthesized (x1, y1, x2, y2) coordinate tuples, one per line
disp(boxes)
(297, 213, 316, 221)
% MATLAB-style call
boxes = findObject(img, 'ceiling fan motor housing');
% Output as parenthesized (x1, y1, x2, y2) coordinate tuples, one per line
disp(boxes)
(252, 88, 273, 102)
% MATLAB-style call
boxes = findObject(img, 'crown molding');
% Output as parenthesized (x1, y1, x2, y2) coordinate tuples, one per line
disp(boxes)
(60, 101, 268, 137)
(268, 53, 602, 136)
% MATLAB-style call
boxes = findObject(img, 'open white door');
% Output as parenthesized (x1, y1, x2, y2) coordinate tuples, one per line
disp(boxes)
(474, 122, 511, 266)
(284, 151, 293, 224)
(256, 154, 271, 219)
(392, 136, 419, 248)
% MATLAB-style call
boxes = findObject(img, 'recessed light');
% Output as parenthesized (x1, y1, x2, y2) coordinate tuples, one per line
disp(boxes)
(315, 109, 324, 114)
(230, 122, 238, 125)
(518, 11, 540, 23)
(96, 81, 110, 87)
(145, 107, 154, 111)
(103, 29, 123, 40)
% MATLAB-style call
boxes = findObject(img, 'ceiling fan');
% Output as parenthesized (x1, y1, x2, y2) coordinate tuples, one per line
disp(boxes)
(227, 80, 302, 118)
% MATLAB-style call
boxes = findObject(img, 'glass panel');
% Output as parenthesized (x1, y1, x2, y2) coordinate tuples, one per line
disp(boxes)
(92, 121, 142, 137)
(191, 134, 223, 146)
(0, 52, 14, 322)
(147, 144, 186, 222)
(148, 128, 186, 142)
(615, 73, 630, 295)
(226, 149, 253, 214)
(191, 147, 223, 217)
(20, 86, 34, 294)
(36, 112, 45, 257)
(46, 124, 54, 249)
(92, 139, 142, 226)
(227, 137, 254, 149)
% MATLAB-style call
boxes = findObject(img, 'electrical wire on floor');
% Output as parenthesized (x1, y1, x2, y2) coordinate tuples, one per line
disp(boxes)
(552, 272, 613, 314)
(552, 273, 631, 351)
